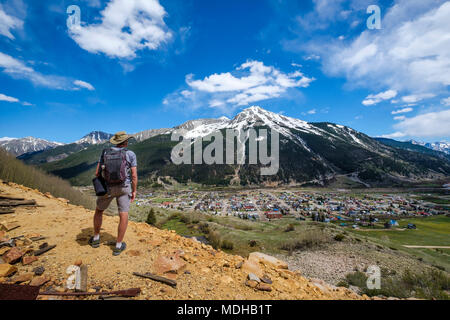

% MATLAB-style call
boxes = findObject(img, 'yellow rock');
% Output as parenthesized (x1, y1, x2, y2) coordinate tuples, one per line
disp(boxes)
(248, 252, 288, 269)
(0, 263, 17, 277)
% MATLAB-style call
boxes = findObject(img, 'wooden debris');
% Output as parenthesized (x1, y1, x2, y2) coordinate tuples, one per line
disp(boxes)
(39, 288, 141, 297)
(29, 236, 46, 242)
(133, 272, 177, 287)
(77, 265, 88, 292)
(0, 196, 24, 201)
(0, 209, 15, 215)
(0, 199, 36, 207)
(33, 244, 56, 256)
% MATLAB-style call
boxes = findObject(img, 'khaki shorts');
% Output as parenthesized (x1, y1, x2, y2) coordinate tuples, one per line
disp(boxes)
(96, 185, 132, 213)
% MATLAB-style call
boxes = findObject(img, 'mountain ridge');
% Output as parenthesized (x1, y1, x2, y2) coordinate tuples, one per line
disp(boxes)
(20, 106, 450, 187)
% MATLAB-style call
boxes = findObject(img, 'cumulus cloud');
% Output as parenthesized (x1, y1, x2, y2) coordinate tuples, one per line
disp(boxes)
(0, 51, 94, 91)
(401, 94, 435, 104)
(384, 109, 450, 138)
(0, 5, 23, 39)
(164, 60, 314, 113)
(442, 97, 450, 106)
(391, 107, 413, 115)
(301, 1, 450, 95)
(68, 0, 172, 59)
(0, 93, 19, 103)
(73, 80, 95, 91)
(0, 92, 31, 106)
(362, 89, 397, 106)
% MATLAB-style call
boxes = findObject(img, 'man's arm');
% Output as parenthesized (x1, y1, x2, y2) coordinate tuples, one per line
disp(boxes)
(130, 166, 138, 202)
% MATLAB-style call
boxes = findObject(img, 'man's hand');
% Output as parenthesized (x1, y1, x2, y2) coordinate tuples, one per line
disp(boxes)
(131, 191, 136, 203)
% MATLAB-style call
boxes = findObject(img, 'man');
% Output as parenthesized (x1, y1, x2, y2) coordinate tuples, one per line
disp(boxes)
(89, 131, 138, 256)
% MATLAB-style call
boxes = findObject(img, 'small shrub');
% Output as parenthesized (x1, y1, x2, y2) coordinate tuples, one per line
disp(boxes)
(146, 208, 156, 225)
(207, 230, 222, 249)
(221, 240, 234, 250)
(248, 240, 258, 247)
(284, 224, 295, 232)
(334, 234, 345, 241)
(345, 271, 368, 288)
(336, 280, 349, 288)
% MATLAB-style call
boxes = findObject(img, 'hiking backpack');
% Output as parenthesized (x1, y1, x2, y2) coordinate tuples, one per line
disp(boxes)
(101, 148, 128, 185)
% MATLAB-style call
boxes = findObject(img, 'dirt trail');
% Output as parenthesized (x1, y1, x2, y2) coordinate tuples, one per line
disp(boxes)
(0, 181, 366, 300)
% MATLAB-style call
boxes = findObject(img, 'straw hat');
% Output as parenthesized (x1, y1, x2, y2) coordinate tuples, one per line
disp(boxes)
(110, 131, 134, 145)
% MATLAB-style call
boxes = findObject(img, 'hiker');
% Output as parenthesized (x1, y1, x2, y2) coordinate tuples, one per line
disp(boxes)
(89, 131, 138, 256)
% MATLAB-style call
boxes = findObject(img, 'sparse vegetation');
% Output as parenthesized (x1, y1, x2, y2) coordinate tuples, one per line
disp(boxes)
(340, 268, 450, 300)
(0, 149, 95, 209)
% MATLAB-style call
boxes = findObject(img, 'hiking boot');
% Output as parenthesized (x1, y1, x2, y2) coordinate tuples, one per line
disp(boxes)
(113, 242, 127, 256)
(88, 236, 100, 248)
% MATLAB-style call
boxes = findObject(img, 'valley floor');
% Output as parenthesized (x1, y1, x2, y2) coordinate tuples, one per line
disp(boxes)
(0, 180, 364, 300)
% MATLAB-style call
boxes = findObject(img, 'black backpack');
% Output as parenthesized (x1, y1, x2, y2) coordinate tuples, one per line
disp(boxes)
(101, 148, 128, 185)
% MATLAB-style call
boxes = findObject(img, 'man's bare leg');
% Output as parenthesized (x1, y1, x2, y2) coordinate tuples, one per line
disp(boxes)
(94, 208, 104, 237)
(117, 211, 128, 243)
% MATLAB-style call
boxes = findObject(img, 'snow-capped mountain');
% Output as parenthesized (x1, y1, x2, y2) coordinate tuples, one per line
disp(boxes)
(410, 140, 450, 155)
(0, 137, 64, 156)
(75, 131, 112, 145)
(16, 106, 450, 186)
(134, 128, 172, 142)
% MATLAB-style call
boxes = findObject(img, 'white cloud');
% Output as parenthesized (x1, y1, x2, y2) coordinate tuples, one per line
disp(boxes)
(68, 0, 172, 59)
(401, 93, 435, 103)
(73, 80, 95, 91)
(362, 89, 397, 106)
(0, 93, 19, 103)
(307, 1, 450, 94)
(307, 109, 316, 114)
(442, 97, 450, 106)
(0, 51, 94, 91)
(391, 107, 413, 115)
(393, 116, 405, 121)
(380, 131, 406, 139)
(0, 92, 31, 106)
(0, 5, 23, 39)
(386, 109, 450, 138)
(165, 60, 314, 112)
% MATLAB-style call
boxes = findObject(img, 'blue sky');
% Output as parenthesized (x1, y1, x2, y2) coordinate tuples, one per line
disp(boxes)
(0, 0, 449, 143)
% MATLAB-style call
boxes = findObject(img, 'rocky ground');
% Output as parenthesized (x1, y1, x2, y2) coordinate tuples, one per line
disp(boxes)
(0, 181, 367, 300)
(277, 241, 427, 285)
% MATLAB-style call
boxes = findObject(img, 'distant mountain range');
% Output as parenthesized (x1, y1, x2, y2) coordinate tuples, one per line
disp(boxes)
(409, 140, 450, 155)
(4, 106, 450, 187)
(0, 137, 64, 156)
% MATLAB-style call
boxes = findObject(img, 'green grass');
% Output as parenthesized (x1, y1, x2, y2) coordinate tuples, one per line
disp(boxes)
(350, 215, 450, 271)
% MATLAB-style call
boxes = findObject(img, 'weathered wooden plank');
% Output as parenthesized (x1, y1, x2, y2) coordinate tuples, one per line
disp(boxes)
(0, 200, 36, 207)
(0, 209, 15, 215)
(78, 265, 88, 292)
(0, 196, 25, 201)
(33, 244, 56, 256)
(39, 288, 141, 297)
(133, 272, 177, 287)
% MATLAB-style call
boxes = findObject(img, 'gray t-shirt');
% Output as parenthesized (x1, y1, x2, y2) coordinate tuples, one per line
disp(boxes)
(99, 147, 137, 187)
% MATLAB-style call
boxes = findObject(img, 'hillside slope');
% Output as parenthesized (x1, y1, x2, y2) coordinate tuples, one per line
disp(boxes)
(0, 181, 365, 300)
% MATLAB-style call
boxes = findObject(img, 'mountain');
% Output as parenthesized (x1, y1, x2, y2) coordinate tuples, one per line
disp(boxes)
(18, 131, 111, 164)
(75, 131, 112, 145)
(375, 138, 450, 161)
(410, 140, 450, 155)
(27, 106, 450, 187)
(0, 136, 64, 156)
